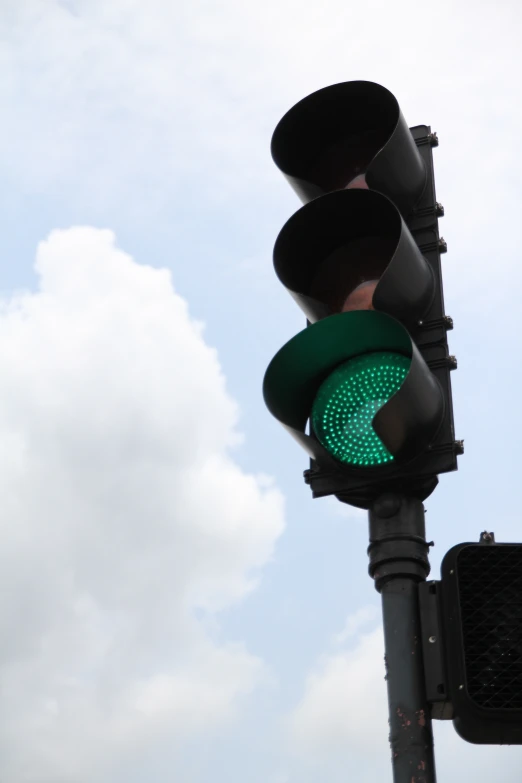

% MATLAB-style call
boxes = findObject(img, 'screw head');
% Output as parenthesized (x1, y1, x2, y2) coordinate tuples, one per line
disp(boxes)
(429, 636, 437, 644)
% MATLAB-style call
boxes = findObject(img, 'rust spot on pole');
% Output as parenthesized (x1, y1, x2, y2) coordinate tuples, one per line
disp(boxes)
(396, 707, 412, 728)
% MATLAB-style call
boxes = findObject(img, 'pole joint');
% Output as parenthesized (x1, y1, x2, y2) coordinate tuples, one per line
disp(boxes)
(368, 493, 431, 592)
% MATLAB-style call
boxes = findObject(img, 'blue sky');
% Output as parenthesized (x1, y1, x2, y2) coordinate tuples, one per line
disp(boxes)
(0, 1, 521, 780)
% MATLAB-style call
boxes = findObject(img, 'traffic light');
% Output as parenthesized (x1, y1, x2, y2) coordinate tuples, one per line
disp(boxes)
(439, 537, 522, 744)
(263, 81, 461, 509)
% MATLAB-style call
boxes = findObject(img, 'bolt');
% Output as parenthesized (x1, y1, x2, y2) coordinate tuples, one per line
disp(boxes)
(435, 202, 444, 217)
(429, 131, 439, 147)
(418, 320, 424, 326)
(448, 355, 458, 370)
(443, 315, 454, 330)
(429, 636, 437, 644)
(454, 440, 464, 455)
(459, 684, 464, 690)
(438, 237, 448, 253)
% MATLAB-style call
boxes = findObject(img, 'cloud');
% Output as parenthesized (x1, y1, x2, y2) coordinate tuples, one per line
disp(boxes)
(332, 606, 380, 645)
(0, 226, 285, 781)
(2, 0, 522, 224)
(288, 625, 388, 760)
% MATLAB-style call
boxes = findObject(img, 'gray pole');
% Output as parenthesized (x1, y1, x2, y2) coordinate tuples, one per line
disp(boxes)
(368, 493, 436, 783)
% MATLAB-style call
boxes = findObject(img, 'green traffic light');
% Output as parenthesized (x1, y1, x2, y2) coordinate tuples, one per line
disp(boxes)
(311, 351, 411, 466)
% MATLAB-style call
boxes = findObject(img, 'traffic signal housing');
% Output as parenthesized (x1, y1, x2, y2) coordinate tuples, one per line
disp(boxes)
(441, 537, 522, 744)
(419, 536, 522, 744)
(263, 81, 461, 509)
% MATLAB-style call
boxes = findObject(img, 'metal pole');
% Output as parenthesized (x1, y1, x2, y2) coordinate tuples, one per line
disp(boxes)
(368, 493, 436, 783)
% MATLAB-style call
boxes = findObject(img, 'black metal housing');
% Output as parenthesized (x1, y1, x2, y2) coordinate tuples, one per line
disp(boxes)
(274, 189, 434, 330)
(304, 125, 458, 508)
(440, 540, 522, 744)
(264, 81, 459, 508)
(271, 81, 426, 216)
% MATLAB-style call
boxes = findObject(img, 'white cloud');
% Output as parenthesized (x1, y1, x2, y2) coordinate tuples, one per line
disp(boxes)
(2, 0, 522, 227)
(0, 226, 285, 781)
(332, 606, 380, 645)
(288, 626, 389, 760)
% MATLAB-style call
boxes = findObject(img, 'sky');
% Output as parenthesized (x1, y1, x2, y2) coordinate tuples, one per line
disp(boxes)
(0, 0, 521, 781)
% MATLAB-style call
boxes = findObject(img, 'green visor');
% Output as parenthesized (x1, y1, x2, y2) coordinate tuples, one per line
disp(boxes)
(263, 311, 444, 471)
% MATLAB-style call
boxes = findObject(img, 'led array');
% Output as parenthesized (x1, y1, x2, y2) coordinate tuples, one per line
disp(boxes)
(311, 351, 410, 466)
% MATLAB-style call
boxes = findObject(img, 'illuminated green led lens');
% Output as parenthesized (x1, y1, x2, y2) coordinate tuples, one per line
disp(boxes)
(311, 351, 411, 467)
